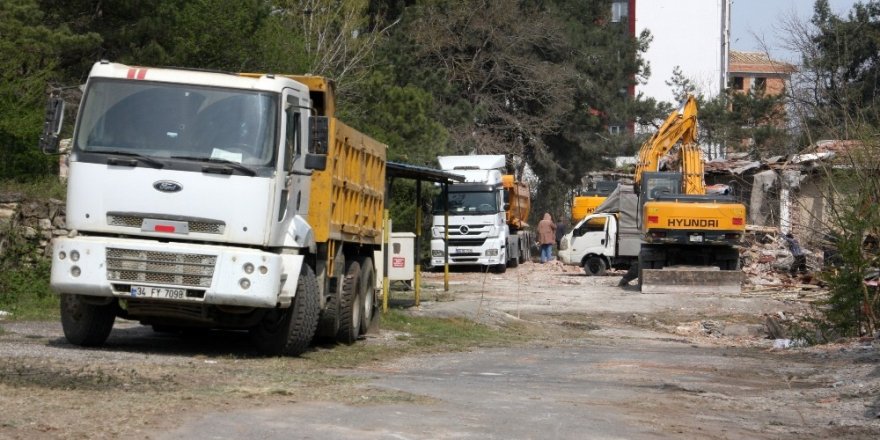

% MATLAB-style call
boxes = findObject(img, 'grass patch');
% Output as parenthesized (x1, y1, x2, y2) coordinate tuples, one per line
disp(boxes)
(0, 176, 66, 200)
(0, 261, 59, 321)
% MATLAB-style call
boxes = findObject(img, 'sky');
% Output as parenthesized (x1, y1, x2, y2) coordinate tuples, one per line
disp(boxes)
(730, 0, 863, 63)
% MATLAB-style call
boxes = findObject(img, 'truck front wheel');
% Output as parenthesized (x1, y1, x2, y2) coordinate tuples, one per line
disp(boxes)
(251, 264, 320, 356)
(583, 256, 607, 276)
(60, 294, 117, 347)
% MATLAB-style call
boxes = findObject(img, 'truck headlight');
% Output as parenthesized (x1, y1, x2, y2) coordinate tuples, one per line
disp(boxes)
(560, 238, 569, 251)
(486, 249, 498, 256)
(431, 250, 444, 257)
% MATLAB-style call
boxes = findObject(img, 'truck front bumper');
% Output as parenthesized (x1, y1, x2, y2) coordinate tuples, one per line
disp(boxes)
(557, 248, 577, 265)
(430, 238, 505, 267)
(50, 236, 289, 308)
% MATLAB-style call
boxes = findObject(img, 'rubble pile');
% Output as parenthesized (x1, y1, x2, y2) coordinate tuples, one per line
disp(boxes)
(739, 229, 823, 288)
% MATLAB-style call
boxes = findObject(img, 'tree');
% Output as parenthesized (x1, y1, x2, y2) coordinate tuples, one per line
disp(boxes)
(256, 0, 398, 98)
(39, 0, 269, 73)
(779, 0, 880, 340)
(787, 0, 880, 137)
(0, 0, 100, 179)
(663, 66, 791, 160)
(382, 0, 650, 221)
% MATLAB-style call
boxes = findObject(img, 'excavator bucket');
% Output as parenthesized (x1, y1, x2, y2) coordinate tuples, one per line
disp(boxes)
(640, 267, 743, 294)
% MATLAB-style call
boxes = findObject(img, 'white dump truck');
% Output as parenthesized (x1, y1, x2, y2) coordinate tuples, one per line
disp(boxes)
(430, 155, 532, 272)
(39, 61, 387, 355)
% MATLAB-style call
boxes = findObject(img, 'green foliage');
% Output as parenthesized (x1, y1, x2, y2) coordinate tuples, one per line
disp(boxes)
(342, 71, 448, 165)
(0, 226, 57, 321)
(0, 176, 67, 200)
(802, 0, 880, 136)
(0, 0, 99, 180)
(813, 142, 880, 337)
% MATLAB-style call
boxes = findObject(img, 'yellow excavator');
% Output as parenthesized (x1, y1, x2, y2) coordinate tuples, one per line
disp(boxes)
(631, 96, 746, 293)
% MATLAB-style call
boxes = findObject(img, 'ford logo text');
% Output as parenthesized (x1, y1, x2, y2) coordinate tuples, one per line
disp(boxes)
(153, 180, 183, 193)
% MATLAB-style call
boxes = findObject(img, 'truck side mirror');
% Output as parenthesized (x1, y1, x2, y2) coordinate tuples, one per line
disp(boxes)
(308, 116, 329, 155)
(39, 92, 65, 154)
(503, 203, 510, 211)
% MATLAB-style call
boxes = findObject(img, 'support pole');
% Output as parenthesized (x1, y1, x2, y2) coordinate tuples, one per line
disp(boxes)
(383, 208, 390, 313)
(443, 182, 450, 292)
(415, 179, 422, 306)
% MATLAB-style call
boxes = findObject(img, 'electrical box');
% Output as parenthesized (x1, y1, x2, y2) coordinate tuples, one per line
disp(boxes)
(387, 232, 416, 281)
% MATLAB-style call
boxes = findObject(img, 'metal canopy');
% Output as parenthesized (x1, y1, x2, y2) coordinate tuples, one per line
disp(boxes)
(386, 161, 465, 184)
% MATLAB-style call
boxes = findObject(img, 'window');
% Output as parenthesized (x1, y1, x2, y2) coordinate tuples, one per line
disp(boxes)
(754, 77, 767, 91)
(730, 76, 744, 90)
(611, 1, 628, 23)
(284, 99, 301, 172)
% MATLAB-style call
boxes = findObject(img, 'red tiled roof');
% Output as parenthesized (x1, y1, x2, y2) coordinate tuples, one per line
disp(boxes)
(729, 51, 796, 74)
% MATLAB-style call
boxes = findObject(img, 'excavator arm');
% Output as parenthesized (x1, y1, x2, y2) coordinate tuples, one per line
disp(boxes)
(633, 96, 699, 191)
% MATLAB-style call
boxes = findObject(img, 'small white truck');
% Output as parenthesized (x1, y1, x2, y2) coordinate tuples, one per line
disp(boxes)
(430, 155, 532, 272)
(558, 184, 641, 275)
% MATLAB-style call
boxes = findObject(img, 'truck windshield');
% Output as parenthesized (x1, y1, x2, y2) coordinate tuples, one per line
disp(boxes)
(436, 190, 498, 214)
(74, 79, 278, 166)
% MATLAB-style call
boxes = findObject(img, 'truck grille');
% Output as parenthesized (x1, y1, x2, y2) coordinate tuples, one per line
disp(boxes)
(448, 238, 487, 247)
(106, 248, 216, 287)
(107, 214, 225, 234)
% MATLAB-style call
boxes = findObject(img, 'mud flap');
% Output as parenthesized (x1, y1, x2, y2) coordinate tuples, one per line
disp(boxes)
(640, 267, 742, 294)
(279, 254, 306, 306)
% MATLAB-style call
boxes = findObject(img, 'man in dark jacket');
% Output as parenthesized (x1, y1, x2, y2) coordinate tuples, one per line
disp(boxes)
(784, 232, 807, 275)
(555, 219, 567, 249)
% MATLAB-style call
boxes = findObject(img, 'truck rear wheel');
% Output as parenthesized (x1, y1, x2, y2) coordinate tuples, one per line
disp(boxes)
(583, 256, 607, 276)
(507, 252, 519, 268)
(336, 260, 362, 344)
(60, 294, 116, 347)
(251, 264, 320, 356)
(358, 257, 377, 335)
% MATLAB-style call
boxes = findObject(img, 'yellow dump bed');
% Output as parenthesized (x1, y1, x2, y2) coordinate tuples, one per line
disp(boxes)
(309, 118, 386, 244)
(502, 175, 530, 229)
(241, 73, 387, 245)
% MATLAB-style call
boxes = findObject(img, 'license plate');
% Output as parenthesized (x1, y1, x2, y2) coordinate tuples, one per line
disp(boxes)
(689, 235, 704, 243)
(130, 285, 187, 300)
(455, 248, 473, 254)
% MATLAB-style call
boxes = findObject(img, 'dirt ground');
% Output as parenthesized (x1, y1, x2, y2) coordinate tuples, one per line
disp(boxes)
(1, 260, 878, 439)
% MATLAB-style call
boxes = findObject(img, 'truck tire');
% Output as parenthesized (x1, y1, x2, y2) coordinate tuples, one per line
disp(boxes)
(583, 256, 607, 276)
(358, 257, 377, 335)
(507, 252, 519, 268)
(336, 260, 362, 344)
(251, 264, 320, 356)
(60, 294, 116, 347)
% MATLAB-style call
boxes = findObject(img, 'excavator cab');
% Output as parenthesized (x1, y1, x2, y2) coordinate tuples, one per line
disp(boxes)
(640, 172, 681, 201)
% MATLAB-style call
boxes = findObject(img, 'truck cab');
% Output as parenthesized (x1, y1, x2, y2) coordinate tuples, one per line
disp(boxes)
(559, 213, 617, 276)
(430, 155, 526, 273)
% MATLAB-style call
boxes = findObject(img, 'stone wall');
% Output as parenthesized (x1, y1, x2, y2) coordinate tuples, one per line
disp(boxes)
(0, 194, 67, 262)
